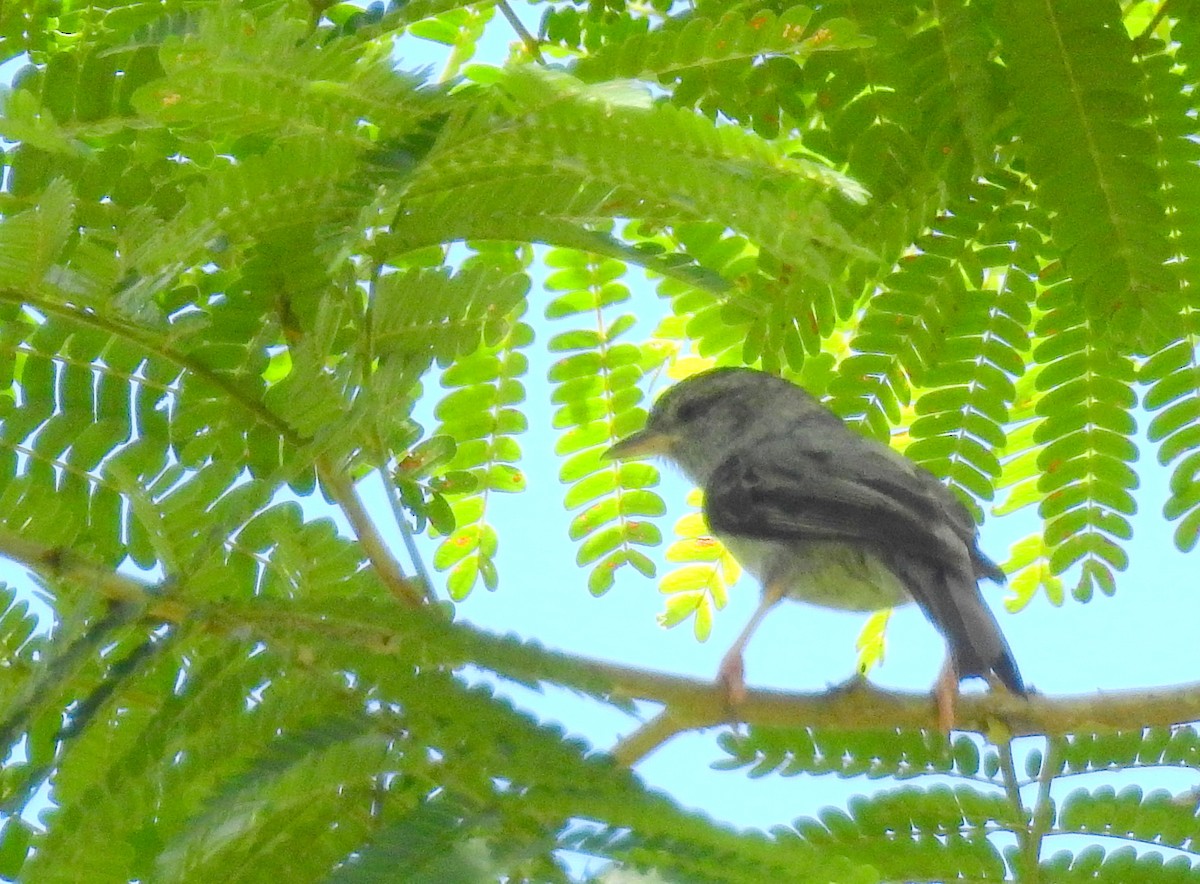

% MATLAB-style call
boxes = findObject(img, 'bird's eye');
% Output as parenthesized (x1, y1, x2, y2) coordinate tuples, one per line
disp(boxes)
(674, 394, 717, 424)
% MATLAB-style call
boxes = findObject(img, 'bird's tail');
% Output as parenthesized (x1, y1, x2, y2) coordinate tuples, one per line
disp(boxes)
(901, 558, 1025, 695)
(941, 568, 1024, 694)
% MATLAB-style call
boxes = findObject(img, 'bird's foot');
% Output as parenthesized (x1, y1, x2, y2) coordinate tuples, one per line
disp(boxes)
(716, 652, 747, 709)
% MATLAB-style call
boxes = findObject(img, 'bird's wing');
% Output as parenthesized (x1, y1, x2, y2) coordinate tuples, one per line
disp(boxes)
(703, 434, 967, 568)
(837, 439, 1006, 582)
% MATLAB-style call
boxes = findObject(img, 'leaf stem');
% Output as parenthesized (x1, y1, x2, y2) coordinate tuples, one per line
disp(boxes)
(497, 0, 544, 64)
(1026, 738, 1062, 873)
(381, 468, 436, 594)
(1137, 0, 1175, 43)
(999, 738, 1038, 882)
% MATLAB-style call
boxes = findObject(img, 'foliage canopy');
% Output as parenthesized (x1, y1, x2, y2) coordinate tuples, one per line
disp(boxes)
(0, 0, 1198, 881)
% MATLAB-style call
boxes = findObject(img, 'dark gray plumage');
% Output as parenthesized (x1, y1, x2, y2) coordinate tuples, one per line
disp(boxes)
(605, 366, 1024, 701)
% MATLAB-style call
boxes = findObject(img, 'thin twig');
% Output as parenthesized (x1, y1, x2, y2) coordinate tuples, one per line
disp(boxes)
(1026, 736, 1062, 876)
(0, 529, 180, 617)
(498, 0, 544, 64)
(612, 709, 687, 766)
(1137, 0, 1174, 43)
(998, 739, 1038, 882)
(359, 258, 434, 602)
(381, 470, 435, 594)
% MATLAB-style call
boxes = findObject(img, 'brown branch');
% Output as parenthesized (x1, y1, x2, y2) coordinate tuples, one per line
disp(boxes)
(611, 708, 683, 767)
(5, 526, 1199, 768)
(0, 529, 186, 621)
(588, 658, 1200, 764)
(317, 462, 433, 608)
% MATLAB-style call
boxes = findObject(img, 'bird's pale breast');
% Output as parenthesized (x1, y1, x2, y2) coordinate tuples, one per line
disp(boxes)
(720, 535, 912, 611)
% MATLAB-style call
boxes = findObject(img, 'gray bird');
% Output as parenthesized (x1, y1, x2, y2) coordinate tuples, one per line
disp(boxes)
(604, 367, 1025, 719)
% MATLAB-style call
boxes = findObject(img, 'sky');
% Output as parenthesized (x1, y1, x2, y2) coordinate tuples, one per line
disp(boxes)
(0, 5, 1196, 876)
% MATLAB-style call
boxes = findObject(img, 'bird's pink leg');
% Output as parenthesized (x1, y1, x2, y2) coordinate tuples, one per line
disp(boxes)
(718, 580, 787, 707)
(935, 657, 959, 733)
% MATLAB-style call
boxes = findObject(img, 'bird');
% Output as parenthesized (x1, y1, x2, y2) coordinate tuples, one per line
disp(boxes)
(603, 366, 1025, 725)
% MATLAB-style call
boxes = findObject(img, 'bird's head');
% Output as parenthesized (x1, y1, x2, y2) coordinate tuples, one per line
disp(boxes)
(604, 367, 819, 484)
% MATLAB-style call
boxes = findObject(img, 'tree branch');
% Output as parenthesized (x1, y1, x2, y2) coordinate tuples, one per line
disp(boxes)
(588, 658, 1200, 764)
(4, 525, 1198, 767)
(611, 708, 686, 767)
(318, 462, 433, 608)
(1026, 736, 1062, 881)
(0, 528, 184, 620)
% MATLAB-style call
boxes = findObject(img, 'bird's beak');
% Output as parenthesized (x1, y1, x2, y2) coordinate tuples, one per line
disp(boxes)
(603, 429, 675, 460)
